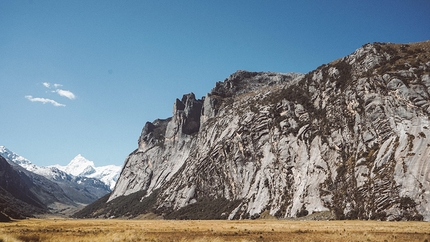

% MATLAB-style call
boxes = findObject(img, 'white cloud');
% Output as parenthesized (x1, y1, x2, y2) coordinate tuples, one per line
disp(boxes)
(25, 95, 65, 107)
(55, 89, 76, 100)
(41, 82, 76, 100)
(43, 82, 63, 89)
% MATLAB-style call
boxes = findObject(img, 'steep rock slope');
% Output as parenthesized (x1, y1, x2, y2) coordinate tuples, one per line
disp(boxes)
(81, 41, 430, 221)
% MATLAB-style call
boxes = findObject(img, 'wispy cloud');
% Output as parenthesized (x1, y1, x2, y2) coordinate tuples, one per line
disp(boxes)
(26, 82, 76, 106)
(25, 95, 65, 107)
(54, 89, 75, 100)
(43, 82, 63, 89)
(42, 82, 76, 100)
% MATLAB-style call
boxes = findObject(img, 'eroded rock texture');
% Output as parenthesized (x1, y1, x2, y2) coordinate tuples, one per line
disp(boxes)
(105, 41, 430, 220)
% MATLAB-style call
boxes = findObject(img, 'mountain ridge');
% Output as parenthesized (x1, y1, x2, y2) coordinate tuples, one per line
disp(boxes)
(0, 146, 117, 216)
(77, 41, 430, 221)
(0, 146, 121, 190)
(0, 155, 74, 218)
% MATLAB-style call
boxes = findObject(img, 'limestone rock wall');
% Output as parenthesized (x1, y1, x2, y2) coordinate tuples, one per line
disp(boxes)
(109, 41, 430, 220)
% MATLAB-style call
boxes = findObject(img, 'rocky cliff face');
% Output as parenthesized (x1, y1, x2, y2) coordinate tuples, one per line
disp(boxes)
(85, 41, 430, 221)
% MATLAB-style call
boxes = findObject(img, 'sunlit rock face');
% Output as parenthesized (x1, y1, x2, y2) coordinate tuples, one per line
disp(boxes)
(110, 41, 430, 221)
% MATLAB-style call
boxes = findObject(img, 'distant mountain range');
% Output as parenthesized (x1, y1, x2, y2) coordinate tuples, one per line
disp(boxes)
(51, 154, 121, 190)
(0, 146, 121, 190)
(0, 146, 121, 218)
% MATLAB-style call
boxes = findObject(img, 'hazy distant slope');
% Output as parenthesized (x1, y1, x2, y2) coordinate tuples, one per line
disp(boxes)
(0, 154, 103, 217)
(0, 156, 48, 218)
(0, 147, 112, 216)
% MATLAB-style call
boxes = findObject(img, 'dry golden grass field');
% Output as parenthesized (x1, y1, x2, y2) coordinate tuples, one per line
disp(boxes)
(0, 218, 429, 242)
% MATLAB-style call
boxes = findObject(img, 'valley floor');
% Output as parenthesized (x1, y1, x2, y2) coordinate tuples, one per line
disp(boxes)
(0, 218, 429, 242)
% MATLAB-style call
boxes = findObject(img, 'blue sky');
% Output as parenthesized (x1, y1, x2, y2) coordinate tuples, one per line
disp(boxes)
(1, 1, 429, 167)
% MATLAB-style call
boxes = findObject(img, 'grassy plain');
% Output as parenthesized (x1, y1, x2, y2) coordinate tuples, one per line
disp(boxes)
(0, 218, 429, 242)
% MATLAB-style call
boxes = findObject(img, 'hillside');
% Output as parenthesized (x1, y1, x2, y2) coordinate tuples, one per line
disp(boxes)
(0, 156, 48, 219)
(0, 147, 112, 217)
(75, 41, 430, 221)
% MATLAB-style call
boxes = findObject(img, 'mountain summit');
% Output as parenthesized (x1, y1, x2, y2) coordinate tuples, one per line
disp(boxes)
(60, 154, 96, 177)
(52, 155, 121, 190)
(76, 41, 430, 221)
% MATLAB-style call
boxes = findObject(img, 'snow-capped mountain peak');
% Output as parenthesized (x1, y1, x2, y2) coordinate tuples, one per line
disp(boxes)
(51, 154, 121, 190)
(63, 154, 96, 177)
(0, 146, 32, 168)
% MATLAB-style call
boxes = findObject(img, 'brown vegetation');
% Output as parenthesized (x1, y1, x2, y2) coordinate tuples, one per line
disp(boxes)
(0, 219, 429, 242)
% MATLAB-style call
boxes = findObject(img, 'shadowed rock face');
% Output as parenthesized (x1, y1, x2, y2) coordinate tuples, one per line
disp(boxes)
(178, 93, 203, 135)
(108, 41, 430, 221)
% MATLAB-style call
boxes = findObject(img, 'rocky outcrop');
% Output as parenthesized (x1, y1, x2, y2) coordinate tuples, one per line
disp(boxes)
(110, 93, 203, 202)
(83, 41, 430, 221)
